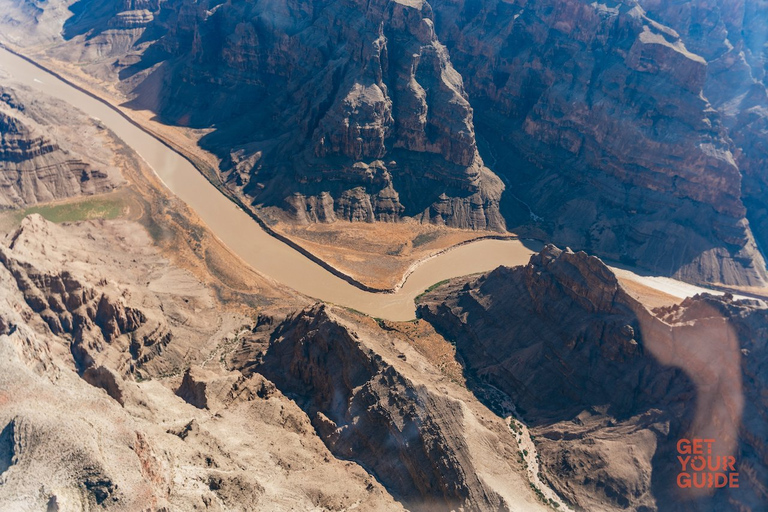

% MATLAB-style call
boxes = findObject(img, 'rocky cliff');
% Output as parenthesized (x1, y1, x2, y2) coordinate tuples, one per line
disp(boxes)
(229, 303, 545, 511)
(0, 215, 406, 511)
(0, 78, 550, 510)
(418, 245, 768, 511)
(58, 0, 505, 229)
(0, 216, 172, 376)
(636, 0, 768, 273)
(4, 0, 768, 285)
(0, 88, 116, 209)
(429, 0, 768, 286)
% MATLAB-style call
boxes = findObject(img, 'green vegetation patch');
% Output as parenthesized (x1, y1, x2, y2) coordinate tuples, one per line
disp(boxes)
(15, 196, 127, 224)
(414, 279, 451, 303)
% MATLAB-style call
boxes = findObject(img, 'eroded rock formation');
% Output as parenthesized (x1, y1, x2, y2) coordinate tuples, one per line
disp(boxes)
(4, 0, 768, 285)
(429, 0, 768, 286)
(0, 89, 116, 208)
(0, 215, 405, 511)
(97, 0, 505, 229)
(230, 303, 545, 511)
(418, 244, 768, 511)
(0, 214, 550, 511)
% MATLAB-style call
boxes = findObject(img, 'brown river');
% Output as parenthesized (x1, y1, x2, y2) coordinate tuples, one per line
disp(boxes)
(0, 47, 725, 320)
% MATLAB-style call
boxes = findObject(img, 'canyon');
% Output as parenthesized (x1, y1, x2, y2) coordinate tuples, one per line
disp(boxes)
(1, 1, 767, 511)
(1, 0, 767, 287)
(418, 245, 768, 511)
(0, 204, 547, 510)
(0, 76, 550, 511)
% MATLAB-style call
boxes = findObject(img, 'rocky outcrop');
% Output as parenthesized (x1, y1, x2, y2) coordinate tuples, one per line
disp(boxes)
(241, 304, 528, 512)
(38, 0, 506, 229)
(429, 0, 767, 285)
(0, 104, 115, 209)
(0, 215, 171, 374)
(175, 366, 245, 409)
(418, 245, 688, 423)
(82, 365, 126, 405)
(418, 245, 768, 511)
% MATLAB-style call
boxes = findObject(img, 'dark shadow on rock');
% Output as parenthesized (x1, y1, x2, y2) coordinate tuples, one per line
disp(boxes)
(243, 305, 507, 512)
(415, 246, 757, 509)
(480, 107, 758, 286)
(0, 419, 15, 476)
(62, 0, 122, 41)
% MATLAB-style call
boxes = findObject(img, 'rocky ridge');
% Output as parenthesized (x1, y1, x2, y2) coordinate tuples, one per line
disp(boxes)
(0, 214, 549, 511)
(228, 303, 542, 511)
(0, 87, 117, 209)
(0, 215, 403, 510)
(418, 244, 768, 511)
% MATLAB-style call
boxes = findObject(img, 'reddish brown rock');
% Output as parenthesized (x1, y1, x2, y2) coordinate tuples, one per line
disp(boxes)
(430, 0, 767, 285)
(417, 245, 768, 511)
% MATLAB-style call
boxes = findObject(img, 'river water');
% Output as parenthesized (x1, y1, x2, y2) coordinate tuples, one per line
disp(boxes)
(0, 47, 726, 320)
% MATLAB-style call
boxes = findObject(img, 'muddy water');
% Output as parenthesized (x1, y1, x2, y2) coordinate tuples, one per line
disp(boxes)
(0, 47, 542, 320)
(0, 47, 726, 321)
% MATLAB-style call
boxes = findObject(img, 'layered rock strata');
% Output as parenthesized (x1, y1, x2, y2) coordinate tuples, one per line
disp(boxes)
(115, 0, 504, 228)
(0, 91, 116, 208)
(429, 0, 768, 285)
(418, 244, 768, 511)
(5, 0, 768, 284)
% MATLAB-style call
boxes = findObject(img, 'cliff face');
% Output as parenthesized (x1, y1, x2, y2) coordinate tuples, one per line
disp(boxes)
(0, 90, 116, 208)
(113, 0, 504, 229)
(3, 0, 768, 284)
(0, 215, 405, 511)
(636, 0, 768, 272)
(429, 0, 767, 286)
(231, 304, 542, 512)
(418, 245, 768, 511)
